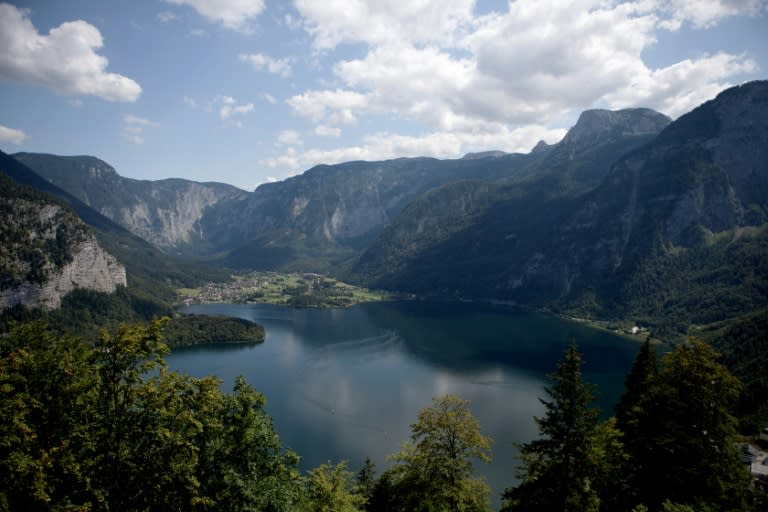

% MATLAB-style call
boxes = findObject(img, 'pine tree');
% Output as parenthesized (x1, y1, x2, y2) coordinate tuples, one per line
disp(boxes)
(502, 343, 623, 512)
(626, 339, 750, 510)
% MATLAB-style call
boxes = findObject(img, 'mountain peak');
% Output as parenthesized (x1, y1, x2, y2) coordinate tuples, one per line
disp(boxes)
(562, 108, 671, 147)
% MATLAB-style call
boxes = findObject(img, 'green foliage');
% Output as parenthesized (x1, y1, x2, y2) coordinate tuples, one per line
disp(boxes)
(502, 343, 624, 512)
(620, 339, 751, 511)
(357, 457, 377, 507)
(0, 320, 301, 511)
(381, 394, 492, 512)
(704, 308, 768, 433)
(0, 173, 89, 287)
(301, 461, 365, 512)
(163, 315, 265, 346)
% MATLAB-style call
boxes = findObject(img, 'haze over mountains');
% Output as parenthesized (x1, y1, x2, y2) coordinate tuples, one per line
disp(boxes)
(3, 81, 768, 337)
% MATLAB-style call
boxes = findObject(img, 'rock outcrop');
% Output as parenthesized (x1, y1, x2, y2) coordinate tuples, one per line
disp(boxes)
(12, 153, 249, 253)
(0, 236, 126, 310)
(0, 178, 127, 311)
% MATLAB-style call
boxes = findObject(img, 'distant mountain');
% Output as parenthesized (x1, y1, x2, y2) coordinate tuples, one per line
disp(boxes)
(12, 106, 669, 274)
(347, 81, 768, 337)
(0, 151, 228, 304)
(12, 153, 248, 254)
(199, 108, 667, 271)
(346, 108, 671, 290)
(0, 159, 125, 310)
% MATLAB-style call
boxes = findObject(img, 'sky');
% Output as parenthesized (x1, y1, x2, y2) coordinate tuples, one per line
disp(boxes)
(0, 0, 766, 191)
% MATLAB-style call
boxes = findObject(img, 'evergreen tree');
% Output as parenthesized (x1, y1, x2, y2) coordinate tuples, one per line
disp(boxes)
(502, 343, 623, 512)
(615, 337, 658, 509)
(626, 339, 751, 510)
(615, 337, 658, 431)
(357, 456, 377, 508)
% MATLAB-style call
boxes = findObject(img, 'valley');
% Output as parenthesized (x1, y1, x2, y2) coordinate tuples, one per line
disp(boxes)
(2, 80, 768, 511)
(178, 271, 397, 308)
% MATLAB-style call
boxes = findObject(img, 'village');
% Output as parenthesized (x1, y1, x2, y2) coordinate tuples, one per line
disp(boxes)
(178, 271, 393, 308)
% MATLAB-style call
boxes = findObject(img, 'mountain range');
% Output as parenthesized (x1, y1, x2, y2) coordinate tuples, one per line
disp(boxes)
(3, 81, 767, 340)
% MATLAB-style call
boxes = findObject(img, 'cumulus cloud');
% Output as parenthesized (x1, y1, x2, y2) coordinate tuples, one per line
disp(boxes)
(0, 3, 141, 102)
(164, 0, 265, 31)
(314, 125, 341, 137)
(276, 130, 303, 146)
(262, 124, 566, 173)
(267, 0, 763, 175)
(157, 11, 178, 23)
(0, 124, 28, 145)
(294, 0, 474, 49)
(658, 0, 768, 29)
(289, 0, 760, 132)
(213, 95, 254, 121)
(239, 53, 292, 77)
(123, 114, 155, 144)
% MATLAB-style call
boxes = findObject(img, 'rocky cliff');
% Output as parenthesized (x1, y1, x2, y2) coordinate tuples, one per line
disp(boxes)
(12, 153, 249, 253)
(0, 236, 127, 311)
(0, 174, 126, 310)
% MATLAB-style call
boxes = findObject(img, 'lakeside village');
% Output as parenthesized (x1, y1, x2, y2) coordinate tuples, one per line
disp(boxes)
(181, 272, 651, 336)
(178, 271, 399, 308)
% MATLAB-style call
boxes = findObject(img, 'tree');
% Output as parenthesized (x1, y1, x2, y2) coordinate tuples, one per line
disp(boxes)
(0, 320, 303, 512)
(195, 376, 303, 512)
(614, 337, 658, 509)
(357, 456, 377, 508)
(615, 337, 658, 431)
(387, 394, 492, 512)
(0, 321, 95, 511)
(302, 460, 365, 512)
(502, 343, 624, 512)
(625, 339, 750, 510)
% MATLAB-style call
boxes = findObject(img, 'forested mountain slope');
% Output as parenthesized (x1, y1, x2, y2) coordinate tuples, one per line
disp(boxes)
(348, 81, 768, 337)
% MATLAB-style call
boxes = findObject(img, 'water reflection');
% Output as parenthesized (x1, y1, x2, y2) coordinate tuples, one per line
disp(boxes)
(171, 301, 639, 505)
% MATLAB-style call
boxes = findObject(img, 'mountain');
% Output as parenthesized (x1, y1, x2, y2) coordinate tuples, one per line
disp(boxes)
(0, 169, 126, 311)
(0, 151, 228, 303)
(198, 108, 668, 272)
(347, 81, 768, 336)
(12, 153, 248, 254)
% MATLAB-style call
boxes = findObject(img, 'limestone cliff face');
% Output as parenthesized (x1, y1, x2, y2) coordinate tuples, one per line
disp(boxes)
(0, 191, 126, 311)
(11, 153, 249, 253)
(0, 237, 126, 310)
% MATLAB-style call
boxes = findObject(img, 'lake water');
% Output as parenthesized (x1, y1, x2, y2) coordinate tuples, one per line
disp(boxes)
(168, 301, 641, 504)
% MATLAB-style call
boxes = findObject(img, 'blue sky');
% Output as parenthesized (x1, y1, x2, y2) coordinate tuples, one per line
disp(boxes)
(0, 0, 766, 190)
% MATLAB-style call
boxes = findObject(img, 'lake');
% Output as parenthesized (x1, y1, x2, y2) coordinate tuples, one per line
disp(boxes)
(168, 301, 641, 504)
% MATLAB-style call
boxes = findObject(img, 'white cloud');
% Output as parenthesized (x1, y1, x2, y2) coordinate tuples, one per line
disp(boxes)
(262, 93, 277, 104)
(68, 98, 83, 108)
(164, 0, 265, 31)
(262, 124, 566, 173)
(183, 96, 197, 107)
(157, 10, 178, 23)
(239, 53, 292, 77)
(288, 0, 760, 138)
(0, 124, 28, 145)
(123, 114, 155, 145)
(213, 95, 254, 121)
(294, 0, 475, 49)
(277, 130, 303, 146)
(658, 0, 767, 29)
(0, 4, 141, 102)
(287, 89, 369, 124)
(314, 125, 341, 137)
